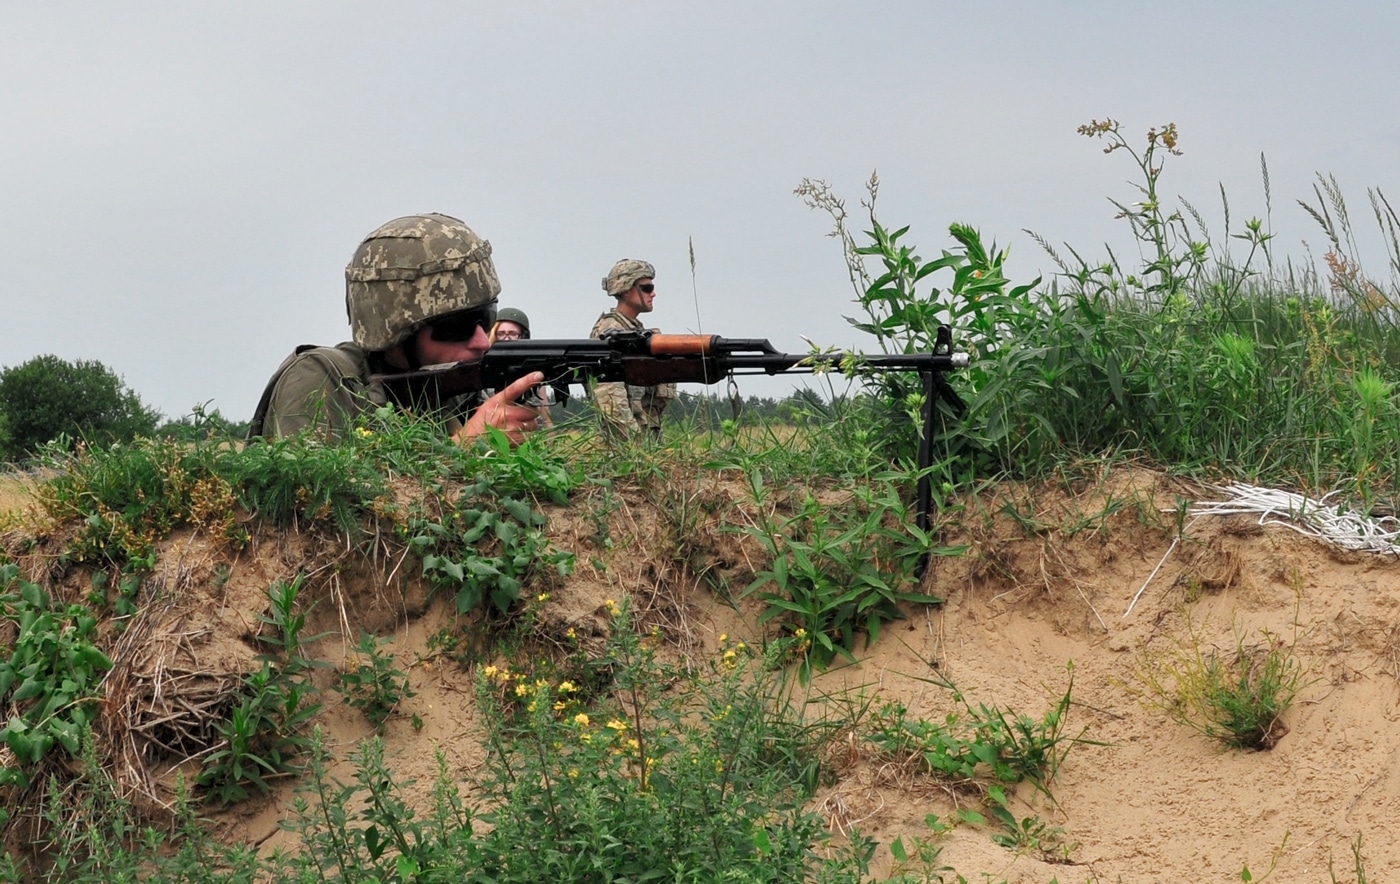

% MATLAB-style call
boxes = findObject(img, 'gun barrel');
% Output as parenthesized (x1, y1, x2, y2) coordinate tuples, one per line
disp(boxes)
(372, 335, 971, 404)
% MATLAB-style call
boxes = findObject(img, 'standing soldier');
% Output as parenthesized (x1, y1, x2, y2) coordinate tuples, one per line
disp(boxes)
(589, 259, 675, 440)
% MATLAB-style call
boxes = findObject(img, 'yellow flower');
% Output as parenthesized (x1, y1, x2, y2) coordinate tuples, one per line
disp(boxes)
(537, 592, 550, 602)
(355, 427, 374, 438)
(558, 681, 576, 693)
(719, 633, 728, 643)
(554, 701, 567, 711)
(606, 719, 628, 732)
(483, 665, 498, 678)
(574, 713, 590, 727)
(627, 738, 640, 752)
(514, 683, 529, 697)
(568, 769, 579, 778)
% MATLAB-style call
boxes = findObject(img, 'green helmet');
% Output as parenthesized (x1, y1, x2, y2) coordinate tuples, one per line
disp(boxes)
(494, 306, 531, 338)
(345, 213, 502, 351)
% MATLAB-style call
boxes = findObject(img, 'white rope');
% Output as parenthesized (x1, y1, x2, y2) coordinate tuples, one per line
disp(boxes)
(1123, 536, 1179, 618)
(1124, 483, 1398, 619)
(1180, 482, 1400, 556)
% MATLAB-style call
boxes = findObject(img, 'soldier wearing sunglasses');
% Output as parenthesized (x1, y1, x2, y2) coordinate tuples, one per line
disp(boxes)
(249, 213, 544, 444)
(589, 259, 676, 440)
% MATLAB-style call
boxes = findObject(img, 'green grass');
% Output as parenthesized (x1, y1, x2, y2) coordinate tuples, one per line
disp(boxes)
(1135, 621, 1310, 751)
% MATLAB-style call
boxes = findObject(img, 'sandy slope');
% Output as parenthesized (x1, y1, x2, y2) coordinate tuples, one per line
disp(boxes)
(6, 464, 1400, 882)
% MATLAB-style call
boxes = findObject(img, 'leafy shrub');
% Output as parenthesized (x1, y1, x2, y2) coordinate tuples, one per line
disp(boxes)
(0, 355, 160, 462)
(197, 579, 323, 804)
(335, 633, 414, 731)
(867, 667, 1089, 796)
(405, 432, 576, 617)
(38, 437, 244, 574)
(1136, 625, 1309, 750)
(742, 473, 958, 678)
(0, 565, 112, 788)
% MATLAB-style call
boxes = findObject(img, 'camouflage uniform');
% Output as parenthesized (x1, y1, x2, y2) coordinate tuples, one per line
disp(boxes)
(249, 213, 499, 440)
(249, 343, 384, 439)
(589, 308, 675, 438)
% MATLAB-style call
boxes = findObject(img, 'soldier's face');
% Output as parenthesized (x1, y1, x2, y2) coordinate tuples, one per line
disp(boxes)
(414, 319, 490, 366)
(494, 321, 526, 341)
(625, 278, 655, 314)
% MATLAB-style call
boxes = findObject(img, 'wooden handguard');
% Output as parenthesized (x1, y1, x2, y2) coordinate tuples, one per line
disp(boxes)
(647, 334, 716, 356)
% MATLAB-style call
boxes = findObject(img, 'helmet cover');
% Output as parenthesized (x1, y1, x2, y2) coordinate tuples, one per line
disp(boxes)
(345, 213, 502, 350)
(602, 259, 655, 296)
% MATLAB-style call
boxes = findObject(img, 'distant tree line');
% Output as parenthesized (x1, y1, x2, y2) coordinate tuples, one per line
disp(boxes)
(0, 352, 836, 463)
(0, 355, 251, 463)
(0, 355, 161, 462)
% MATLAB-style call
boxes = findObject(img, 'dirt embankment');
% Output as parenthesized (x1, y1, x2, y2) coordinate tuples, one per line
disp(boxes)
(4, 465, 1399, 882)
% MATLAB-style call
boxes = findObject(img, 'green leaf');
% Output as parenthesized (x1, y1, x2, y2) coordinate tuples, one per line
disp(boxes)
(364, 825, 384, 860)
(751, 827, 772, 856)
(10, 675, 46, 704)
(503, 497, 535, 524)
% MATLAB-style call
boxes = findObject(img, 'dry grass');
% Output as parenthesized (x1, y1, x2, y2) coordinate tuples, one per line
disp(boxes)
(0, 473, 40, 526)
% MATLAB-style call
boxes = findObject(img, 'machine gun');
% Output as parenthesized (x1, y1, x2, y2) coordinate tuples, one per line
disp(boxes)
(374, 326, 970, 574)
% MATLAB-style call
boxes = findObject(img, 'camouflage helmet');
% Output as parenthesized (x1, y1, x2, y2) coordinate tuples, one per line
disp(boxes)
(345, 213, 502, 350)
(494, 306, 531, 338)
(602, 259, 655, 296)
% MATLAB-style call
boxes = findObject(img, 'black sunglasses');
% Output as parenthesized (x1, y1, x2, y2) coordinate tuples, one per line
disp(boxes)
(637, 283, 655, 294)
(428, 303, 498, 343)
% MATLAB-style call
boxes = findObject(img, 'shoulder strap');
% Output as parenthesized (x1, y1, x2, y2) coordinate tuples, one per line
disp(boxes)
(247, 344, 366, 439)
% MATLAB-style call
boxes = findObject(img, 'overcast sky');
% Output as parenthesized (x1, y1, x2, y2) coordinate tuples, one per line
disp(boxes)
(4, 2, 1398, 420)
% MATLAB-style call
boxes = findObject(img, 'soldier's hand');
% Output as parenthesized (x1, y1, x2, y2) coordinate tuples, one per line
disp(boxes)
(454, 371, 546, 447)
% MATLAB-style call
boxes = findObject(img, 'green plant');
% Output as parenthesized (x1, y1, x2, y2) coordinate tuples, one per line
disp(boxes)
(197, 581, 323, 804)
(797, 172, 1048, 480)
(230, 431, 387, 532)
(335, 633, 415, 730)
(467, 601, 870, 882)
(1328, 833, 1368, 884)
(37, 435, 245, 572)
(983, 785, 1073, 860)
(408, 471, 575, 616)
(886, 813, 964, 884)
(0, 565, 112, 787)
(257, 604, 874, 883)
(867, 666, 1090, 798)
(0, 733, 262, 883)
(257, 574, 327, 666)
(742, 472, 956, 679)
(1136, 623, 1309, 750)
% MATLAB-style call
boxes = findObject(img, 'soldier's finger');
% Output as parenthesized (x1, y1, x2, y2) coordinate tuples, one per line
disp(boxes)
(494, 371, 545, 404)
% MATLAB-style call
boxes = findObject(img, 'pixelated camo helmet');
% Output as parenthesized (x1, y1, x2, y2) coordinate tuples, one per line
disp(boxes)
(602, 259, 655, 296)
(345, 213, 502, 350)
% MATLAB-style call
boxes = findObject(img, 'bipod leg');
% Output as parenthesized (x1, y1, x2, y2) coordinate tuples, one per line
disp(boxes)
(914, 368, 937, 580)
